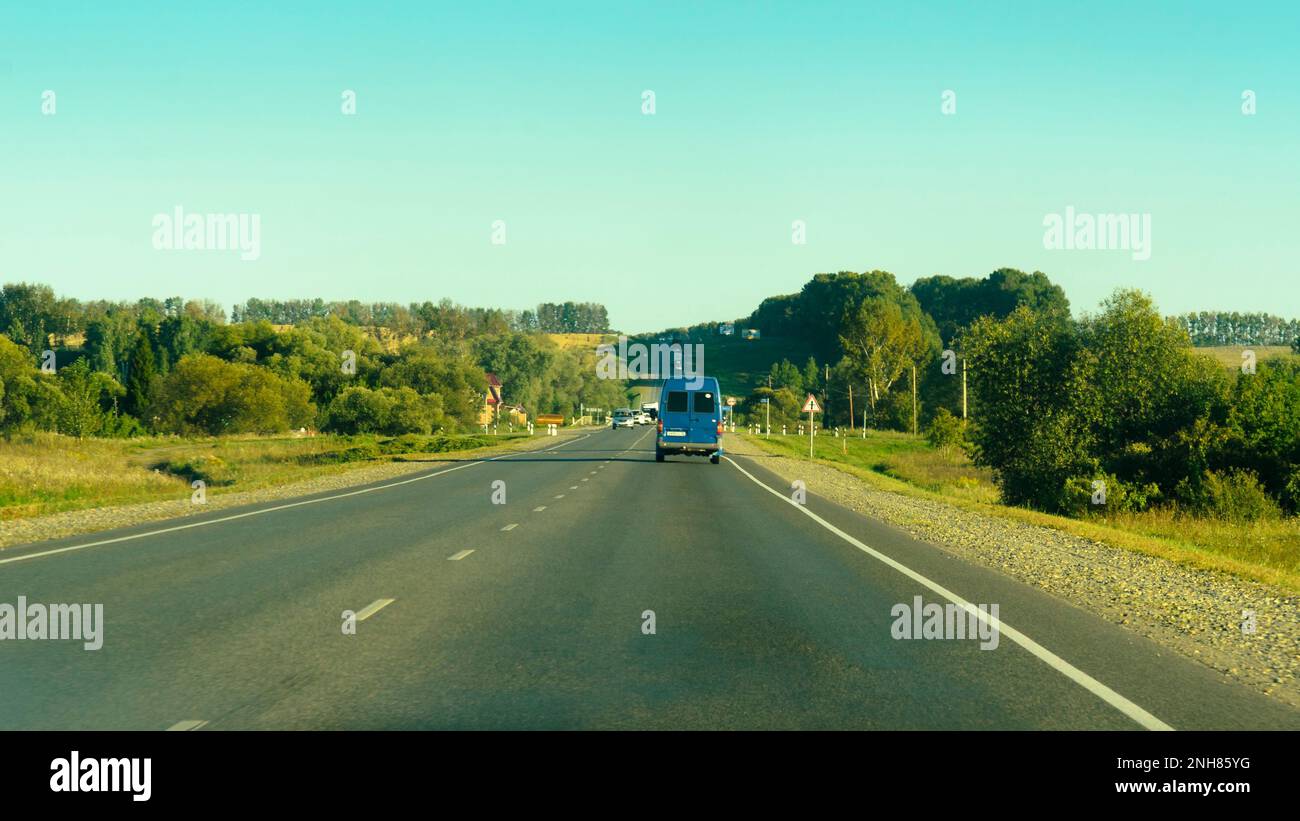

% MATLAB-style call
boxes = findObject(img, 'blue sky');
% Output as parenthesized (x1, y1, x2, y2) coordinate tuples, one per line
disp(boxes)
(1, 1, 1296, 333)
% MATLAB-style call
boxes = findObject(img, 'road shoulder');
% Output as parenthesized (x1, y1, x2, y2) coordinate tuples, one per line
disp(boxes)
(723, 433, 1300, 709)
(0, 429, 597, 551)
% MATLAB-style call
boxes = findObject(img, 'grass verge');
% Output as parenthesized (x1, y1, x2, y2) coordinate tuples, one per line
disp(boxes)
(737, 430, 1300, 592)
(0, 430, 539, 521)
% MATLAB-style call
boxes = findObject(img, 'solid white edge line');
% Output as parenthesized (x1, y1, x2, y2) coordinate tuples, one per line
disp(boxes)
(722, 455, 1175, 732)
(0, 434, 593, 567)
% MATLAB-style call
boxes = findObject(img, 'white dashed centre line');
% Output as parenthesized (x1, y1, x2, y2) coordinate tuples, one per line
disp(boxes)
(447, 550, 475, 561)
(166, 720, 209, 731)
(554, 494, 565, 499)
(356, 598, 397, 620)
(500, 523, 518, 531)
(533, 506, 547, 512)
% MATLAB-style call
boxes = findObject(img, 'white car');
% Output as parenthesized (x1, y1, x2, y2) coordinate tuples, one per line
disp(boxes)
(634, 411, 652, 425)
(612, 409, 635, 428)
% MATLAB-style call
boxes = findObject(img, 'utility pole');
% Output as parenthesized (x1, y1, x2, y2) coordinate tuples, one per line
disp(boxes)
(962, 357, 968, 420)
(824, 364, 830, 425)
(911, 365, 918, 436)
(848, 384, 854, 432)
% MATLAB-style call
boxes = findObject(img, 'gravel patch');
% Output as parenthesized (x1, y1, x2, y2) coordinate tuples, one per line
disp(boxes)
(726, 434, 1300, 708)
(0, 432, 590, 551)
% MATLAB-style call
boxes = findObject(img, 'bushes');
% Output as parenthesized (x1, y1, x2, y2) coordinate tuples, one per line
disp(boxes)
(298, 433, 508, 465)
(925, 408, 965, 452)
(153, 354, 315, 435)
(1059, 473, 1161, 517)
(323, 386, 442, 435)
(1177, 469, 1281, 523)
(961, 291, 1294, 517)
(153, 454, 237, 486)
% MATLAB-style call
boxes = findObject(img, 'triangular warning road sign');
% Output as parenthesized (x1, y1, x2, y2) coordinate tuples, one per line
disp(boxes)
(802, 394, 821, 413)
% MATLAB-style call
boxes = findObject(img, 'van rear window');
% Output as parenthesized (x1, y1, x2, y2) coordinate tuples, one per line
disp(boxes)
(693, 392, 715, 413)
(665, 391, 688, 413)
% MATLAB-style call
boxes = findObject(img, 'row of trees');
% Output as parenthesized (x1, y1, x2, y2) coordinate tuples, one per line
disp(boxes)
(1171, 312, 1300, 347)
(965, 291, 1300, 517)
(733, 269, 1060, 431)
(0, 284, 629, 439)
(724, 270, 1299, 519)
(229, 299, 612, 336)
(0, 285, 614, 359)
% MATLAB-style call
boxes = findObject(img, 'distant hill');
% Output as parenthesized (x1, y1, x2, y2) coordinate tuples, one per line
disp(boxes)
(624, 333, 818, 400)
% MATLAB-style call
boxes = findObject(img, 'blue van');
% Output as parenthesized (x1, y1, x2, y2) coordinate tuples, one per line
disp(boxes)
(654, 376, 724, 464)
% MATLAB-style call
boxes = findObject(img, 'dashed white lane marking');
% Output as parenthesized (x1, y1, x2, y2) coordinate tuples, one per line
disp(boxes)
(569, 486, 579, 490)
(533, 506, 547, 512)
(166, 720, 209, 731)
(554, 494, 565, 499)
(356, 598, 397, 619)
(0, 433, 595, 567)
(589, 471, 597, 474)
(722, 455, 1174, 732)
(500, 523, 518, 531)
(447, 550, 475, 561)
(581, 478, 589, 482)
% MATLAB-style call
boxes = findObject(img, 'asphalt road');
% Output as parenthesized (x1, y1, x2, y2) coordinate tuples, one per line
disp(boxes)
(2, 427, 1297, 730)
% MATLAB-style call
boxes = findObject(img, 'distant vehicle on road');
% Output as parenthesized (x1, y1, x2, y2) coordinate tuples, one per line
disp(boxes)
(634, 410, 652, 425)
(655, 376, 723, 464)
(612, 408, 636, 428)
(640, 402, 658, 421)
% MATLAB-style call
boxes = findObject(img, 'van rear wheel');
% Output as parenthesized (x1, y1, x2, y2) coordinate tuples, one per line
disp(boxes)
(710, 453, 720, 464)
(655, 449, 665, 462)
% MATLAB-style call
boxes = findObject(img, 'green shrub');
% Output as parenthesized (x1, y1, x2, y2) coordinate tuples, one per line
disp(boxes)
(1059, 472, 1161, 517)
(153, 454, 236, 486)
(926, 408, 965, 452)
(1284, 468, 1300, 514)
(1177, 468, 1282, 522)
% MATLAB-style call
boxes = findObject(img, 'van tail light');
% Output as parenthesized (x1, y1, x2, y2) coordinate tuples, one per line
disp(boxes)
(657, 421, 663, 433)
(717, 422, 724, 435)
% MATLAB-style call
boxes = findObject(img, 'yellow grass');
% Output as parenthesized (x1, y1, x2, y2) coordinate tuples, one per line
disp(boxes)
(0, 430, 536, 521)
(547, 333, 614, 351)
(1195, 345, 1295, 370)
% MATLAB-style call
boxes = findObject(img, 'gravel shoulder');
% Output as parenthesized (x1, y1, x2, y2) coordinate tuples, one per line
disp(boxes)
(0, 430, 594, 551)
(725, 433, 1300, 709)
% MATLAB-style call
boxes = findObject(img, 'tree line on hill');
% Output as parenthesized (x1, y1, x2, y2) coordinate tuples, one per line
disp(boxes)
(230, 298, 610, 335)
(0, 283, 626, 439)
(1170, 311, 1300, 348)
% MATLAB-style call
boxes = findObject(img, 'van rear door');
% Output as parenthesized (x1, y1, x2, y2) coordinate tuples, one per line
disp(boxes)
(661, 389, 690, 440)
(689, 388, 718, 444)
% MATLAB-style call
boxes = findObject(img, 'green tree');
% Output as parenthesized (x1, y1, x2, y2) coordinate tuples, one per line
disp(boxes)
(125, 329, 158, 420)
(963, 304, 1092, 508)
(838, 299, 928, 423)
(154, 354, 314, 435)
(55, 358, 124, 438)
